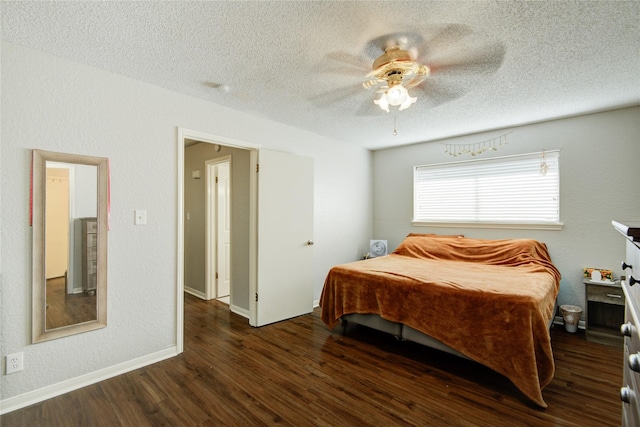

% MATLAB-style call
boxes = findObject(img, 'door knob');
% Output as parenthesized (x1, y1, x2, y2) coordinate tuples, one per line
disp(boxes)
(621, 322, 635, 337)
(306, 240, 314, 246)
(621, 386, 633, 403)
(630, 353, 640, 373)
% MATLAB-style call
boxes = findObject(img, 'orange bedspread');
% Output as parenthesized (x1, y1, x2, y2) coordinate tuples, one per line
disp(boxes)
(320, 234, 561, 407)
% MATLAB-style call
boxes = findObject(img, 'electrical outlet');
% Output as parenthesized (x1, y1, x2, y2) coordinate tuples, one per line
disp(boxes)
(6, 352, 24, 374)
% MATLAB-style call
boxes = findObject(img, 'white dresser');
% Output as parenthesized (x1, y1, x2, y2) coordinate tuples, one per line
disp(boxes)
(613, 220, 640, 426)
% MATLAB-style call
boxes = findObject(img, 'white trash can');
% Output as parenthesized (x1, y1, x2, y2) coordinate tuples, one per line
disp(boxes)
(560, 305, 583, 333)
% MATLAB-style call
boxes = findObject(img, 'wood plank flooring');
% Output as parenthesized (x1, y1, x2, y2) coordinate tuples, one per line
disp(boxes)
(2, 294, 623, 426)
(45, 277, 97, 329)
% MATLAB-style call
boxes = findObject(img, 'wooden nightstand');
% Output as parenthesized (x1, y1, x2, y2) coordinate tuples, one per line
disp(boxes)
(584, 279, 624, 346)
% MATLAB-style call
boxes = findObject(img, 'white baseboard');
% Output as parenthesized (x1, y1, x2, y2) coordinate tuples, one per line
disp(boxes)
(313, 299, 320, 308)
(230, 304, 249, 319)
(184, 286, 206, 299)
(183, 289, 248, 319)
(0, 347, 177, 415)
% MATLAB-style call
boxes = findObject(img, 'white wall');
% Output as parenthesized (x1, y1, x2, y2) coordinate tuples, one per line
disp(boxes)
(0, 41, 372, 407)
(73, 164, 98, 218)
(373, 106, 640, 309)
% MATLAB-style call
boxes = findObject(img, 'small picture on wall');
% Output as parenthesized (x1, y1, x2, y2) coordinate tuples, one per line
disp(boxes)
(369, 240, 388, 258)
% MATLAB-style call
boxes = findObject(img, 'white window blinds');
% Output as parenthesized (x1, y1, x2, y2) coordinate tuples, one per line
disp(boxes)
(414, 151, 560, 225)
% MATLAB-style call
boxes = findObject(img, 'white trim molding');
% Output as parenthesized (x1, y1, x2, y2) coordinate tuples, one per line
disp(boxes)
(184, 286, 207, 300)
(230, 304, 250, 319)
(177, 127, 260, 337)
(0, 347, 177, 415)
(411, 221, 564, 230)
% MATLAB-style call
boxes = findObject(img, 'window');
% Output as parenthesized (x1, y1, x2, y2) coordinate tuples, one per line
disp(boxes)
(413, 151, 561, 229)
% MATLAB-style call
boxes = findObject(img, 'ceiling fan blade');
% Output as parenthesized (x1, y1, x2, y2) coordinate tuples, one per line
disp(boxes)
(316, 25, 505, 116)
(308, 83, 364, 108)
(310, 87, 380, 116)
(355, 96, 382, 117)
(319, 65, 368, 77)
(415, 24, 474, 63)
(364, 31, 425, 60)
(408, 46, 419, 61)
(323, 51, 370, 72)
(403, 76, 428, 90)
(427, 41, 506, 77)
(413, 79, 468, 108)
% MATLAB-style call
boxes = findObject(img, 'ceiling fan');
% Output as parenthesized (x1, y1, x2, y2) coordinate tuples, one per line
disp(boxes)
(363, 44, 430, 112)
(315, 25, 506, 115)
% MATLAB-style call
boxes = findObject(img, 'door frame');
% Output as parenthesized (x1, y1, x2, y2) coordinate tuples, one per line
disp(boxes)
(46, 161, 76, 294)
(205, 155, 232, 301)
(177, 127, 260, 354)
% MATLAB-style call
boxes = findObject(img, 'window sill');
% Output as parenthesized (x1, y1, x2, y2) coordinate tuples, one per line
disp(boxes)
(411, 220, 564, 231)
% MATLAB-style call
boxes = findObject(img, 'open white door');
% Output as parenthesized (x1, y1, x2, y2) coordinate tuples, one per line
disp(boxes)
(254, 150, 314, 326)
(205, 156, 232, 301)
(217, 161, 231, 298)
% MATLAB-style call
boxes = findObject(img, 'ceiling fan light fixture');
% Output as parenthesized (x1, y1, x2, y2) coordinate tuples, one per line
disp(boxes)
(374, 93, 390, 112)
(386, 84, 408, 105)
(365, 42, 432, 113)
(374, 83, 417, 112)
(398, 92, 417, 111)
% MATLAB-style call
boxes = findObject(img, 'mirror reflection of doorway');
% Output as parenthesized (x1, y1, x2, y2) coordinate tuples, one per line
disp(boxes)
(44, 163, 98, 330)
(45, 168, 70, 282)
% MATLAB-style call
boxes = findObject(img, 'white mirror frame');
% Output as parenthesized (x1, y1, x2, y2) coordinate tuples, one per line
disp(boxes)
(32, 149, 109, 343)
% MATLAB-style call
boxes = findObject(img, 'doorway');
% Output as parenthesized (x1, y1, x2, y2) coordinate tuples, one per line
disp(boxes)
(45, 163, 78, 295)
(177, 127, 314, 354)
(45, 167, 70, 282)
(178, 128, 259, 353)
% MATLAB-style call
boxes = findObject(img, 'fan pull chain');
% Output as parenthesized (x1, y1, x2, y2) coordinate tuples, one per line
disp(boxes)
(393, 114, 398, 136)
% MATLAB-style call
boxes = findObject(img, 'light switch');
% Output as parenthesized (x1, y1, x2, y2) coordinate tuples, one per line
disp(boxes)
(134, 210, 147, 225)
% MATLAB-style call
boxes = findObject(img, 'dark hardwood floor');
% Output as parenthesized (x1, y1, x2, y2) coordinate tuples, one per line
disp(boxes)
(2, 294, 623, 426)
(45, 277, 97, 329)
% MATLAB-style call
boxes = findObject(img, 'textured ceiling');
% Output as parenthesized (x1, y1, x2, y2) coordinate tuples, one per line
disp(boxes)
(2, 1, 639, 150)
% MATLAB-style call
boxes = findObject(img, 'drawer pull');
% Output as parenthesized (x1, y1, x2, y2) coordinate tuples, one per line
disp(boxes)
(622, 261, 633, 270)
(631, 276, 639, 287)
(621, 386, 633, 403)
(606, 293, 623, 299)
(629, 353, 640, 372)
(622, 322, 635, 337)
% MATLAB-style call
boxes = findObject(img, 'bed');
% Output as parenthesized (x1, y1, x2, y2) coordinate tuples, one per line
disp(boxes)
(319, 234, 561, 407)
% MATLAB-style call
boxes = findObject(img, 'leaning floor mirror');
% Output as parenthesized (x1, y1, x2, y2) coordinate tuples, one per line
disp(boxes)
(32, 149, 109, 343)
